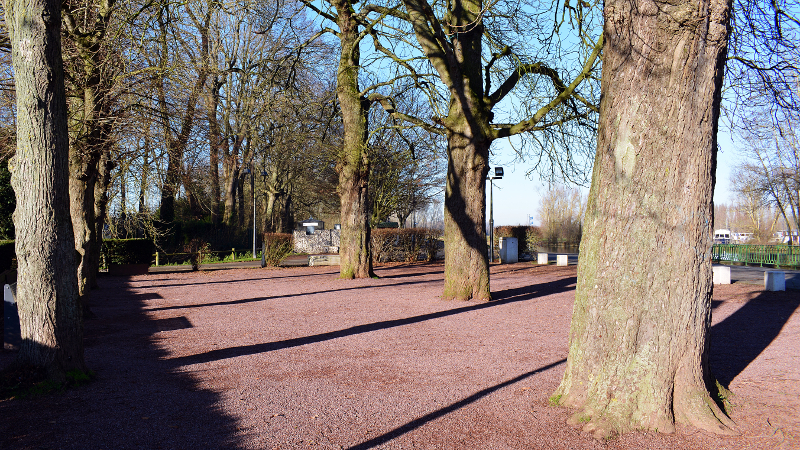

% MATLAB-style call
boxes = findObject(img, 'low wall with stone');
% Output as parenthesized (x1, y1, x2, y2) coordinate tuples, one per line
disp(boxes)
(293, 229, 341, 254)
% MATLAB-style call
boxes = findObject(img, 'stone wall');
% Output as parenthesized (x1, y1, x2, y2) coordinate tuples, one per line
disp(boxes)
(293, 229, 340, 254)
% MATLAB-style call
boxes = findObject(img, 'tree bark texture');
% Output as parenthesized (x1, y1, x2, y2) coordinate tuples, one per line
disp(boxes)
(335, 0, 374, 279)
(4, 0, 86, 378)
(442, 118, 490, 300)
(553, 0, 734, 437)
(62, 0, 117, 309)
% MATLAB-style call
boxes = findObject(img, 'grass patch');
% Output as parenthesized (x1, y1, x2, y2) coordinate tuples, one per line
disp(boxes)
(0, 364, 95, 400)
(548, 394, 562, 405)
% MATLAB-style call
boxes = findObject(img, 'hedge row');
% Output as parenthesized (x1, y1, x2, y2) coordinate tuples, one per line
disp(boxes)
(493, 226, 543, 254)
(103, 239, 156, 265)
(371, 228, 442, 263)
(0, 239, 157, 271)
(0, 240, 15, 272)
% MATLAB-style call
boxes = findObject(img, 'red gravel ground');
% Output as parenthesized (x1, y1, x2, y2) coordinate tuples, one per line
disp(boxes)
(1, 262, 798, 449)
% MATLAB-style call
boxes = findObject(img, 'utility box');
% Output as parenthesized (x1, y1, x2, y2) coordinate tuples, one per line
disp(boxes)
(499, 237, 518, 264)
(712, 265, 731, 284)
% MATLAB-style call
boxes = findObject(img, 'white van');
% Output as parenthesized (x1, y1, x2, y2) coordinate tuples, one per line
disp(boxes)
(713, 229, 732, 244)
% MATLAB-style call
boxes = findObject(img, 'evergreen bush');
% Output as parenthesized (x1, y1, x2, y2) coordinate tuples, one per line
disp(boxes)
(0, 240, 15, 271)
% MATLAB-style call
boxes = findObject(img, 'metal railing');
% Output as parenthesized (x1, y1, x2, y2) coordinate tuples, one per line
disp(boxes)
(712, 244, 800, 269)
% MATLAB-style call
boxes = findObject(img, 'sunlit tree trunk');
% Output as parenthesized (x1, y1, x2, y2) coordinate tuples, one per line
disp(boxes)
(553, 0, 735, 437)
(334, 0, 374, 279)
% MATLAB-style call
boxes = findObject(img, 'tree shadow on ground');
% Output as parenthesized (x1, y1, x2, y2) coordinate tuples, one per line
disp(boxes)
(170, 276, 577, 367)
(710, 290, 800, 388)
(0, 277, 244, 450)
(346, 358, 567, 450)
(146, 276, 444, 312)
(136, 269, 341, 289)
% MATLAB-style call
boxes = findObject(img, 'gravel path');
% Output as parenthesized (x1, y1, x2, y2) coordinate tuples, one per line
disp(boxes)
(1, 262, 798, 449)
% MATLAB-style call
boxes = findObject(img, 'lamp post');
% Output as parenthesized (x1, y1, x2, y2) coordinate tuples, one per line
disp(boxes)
(487, 167, 503, 263)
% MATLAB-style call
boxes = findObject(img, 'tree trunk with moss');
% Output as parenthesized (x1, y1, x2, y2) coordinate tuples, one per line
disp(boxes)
(4, 0, 87, 379)
(402, 0, 492, 300)
(334, 0, 374, 279)
(442, 116, 490, 300)
(62, 0, 117, 299)
(552, 0, 734, 437)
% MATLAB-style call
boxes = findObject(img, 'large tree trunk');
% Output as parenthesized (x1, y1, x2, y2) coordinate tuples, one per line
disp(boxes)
(335, 0, 374, 279)
(442, 128, 490, 300)
(223, 162, 238, 227)
(440, 0, 492, 301)
(92, 151, 114, 288)
(279, 192, 293, 233)
(5, 0, 86, 379)
(62, 0, 117, 302)
(552, 0, 734, 437)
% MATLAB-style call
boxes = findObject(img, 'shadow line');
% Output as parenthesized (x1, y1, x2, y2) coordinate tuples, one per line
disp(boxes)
(170, 277, 576, 366)
(146, 277, 444, 312)
(347, 358, 567, 450)
(136, 270, 342, 289)
(710, 291, 800, 387)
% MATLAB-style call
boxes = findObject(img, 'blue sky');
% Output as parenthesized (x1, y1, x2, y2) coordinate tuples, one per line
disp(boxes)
(488, 130, 739, 226)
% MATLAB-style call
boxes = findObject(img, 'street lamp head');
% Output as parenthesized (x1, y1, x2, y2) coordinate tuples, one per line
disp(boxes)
(494, 167, 504, 178)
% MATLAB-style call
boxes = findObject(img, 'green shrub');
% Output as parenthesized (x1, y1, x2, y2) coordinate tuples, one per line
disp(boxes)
(494, 226, 542, 254)
(0, 240, 15, 272)
(262, 233, 293, 266)
(103, 239, 155, 265)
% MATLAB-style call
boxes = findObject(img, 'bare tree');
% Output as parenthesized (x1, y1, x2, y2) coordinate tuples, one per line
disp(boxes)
(734, 113, 800, 243)
(359, 0, 602, 299)
(537, 184, 584, 247)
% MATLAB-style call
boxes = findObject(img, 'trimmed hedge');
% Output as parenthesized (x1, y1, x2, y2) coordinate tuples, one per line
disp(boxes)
(104, 239, 155, 265)
(0, 240, 15, 271)
(371, 228, 442, 262)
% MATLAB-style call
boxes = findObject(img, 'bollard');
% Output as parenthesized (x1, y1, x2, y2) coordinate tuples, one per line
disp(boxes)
(765, 271, 786, 291)
(712, 266, 731, 284)
(537, 253, 549, 265)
